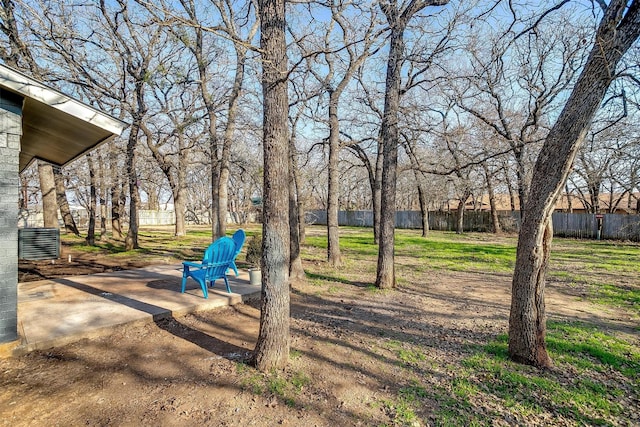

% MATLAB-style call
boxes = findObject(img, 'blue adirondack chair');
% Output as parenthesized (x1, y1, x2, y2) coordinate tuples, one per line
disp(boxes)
(181, 237, 236, 298)
(228, 229, 246, 276)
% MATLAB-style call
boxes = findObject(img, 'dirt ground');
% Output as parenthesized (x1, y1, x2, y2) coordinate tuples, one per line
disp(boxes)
(3, 244, 639, 426)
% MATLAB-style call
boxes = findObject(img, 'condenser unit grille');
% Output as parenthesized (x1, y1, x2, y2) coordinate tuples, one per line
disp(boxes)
(18, 228, 60, 260)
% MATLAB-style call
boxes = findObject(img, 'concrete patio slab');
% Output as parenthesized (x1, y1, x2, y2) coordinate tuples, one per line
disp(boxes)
(6, 264, 261, 356)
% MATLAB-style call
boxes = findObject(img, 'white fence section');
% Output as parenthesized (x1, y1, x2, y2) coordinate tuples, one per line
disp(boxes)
(138, 210, 175, 226)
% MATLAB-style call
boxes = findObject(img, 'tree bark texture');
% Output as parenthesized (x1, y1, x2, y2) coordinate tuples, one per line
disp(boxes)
(37, 161, 58, 228)
(174, 142, 188, 237)
(375, 23, 405, 289)
(252, 0, 291, 372)
(124, 121, 141, 251)
(109, 142, 123, 239)
(417, 180, 429, 237)
(53, 166, 79, 235)
(218, 43, 251, 238)
(514, 147, 528, 215)
(196, 32, 220, 238)
(372, 139, 383, 244)
(375, 0, 449, 286)
(327, 94, 342, 266)
(98, 157, 107, 240)
(292, 161, 306, 245)
(289, 142, 305, 281)
(509, 0, 640, 368)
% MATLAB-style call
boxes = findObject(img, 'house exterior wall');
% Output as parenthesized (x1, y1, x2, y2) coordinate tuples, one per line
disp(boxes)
(0, 89, 22, 343)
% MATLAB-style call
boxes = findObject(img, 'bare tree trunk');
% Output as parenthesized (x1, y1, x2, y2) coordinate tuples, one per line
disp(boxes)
(174, 148, 188, 237)
(124, 122, 141, 251)
(86, 154, 97, 246)
(589, 183, 600, 213)
(99, 194, 107, 239)
(372, 140, 383, 244)
(484, 164, 501, 233)
(417, 180, 429, 237)
(211, 135, 221, 237)
(96, 152, 107, 240)
(252, 0, 290, 372)
(289, 141, 305, 281)
(514, 147, 528, 214)
(509, 0, 640, 368)
(217, 144, 230, 237)
(110, 143, 123, 240)
(298, 202, 306, 244)
(218, 38, 254, 237)
(564, 184, 573, 213)
(293, 169, 306, 245)
(455, 196, 466, 234)
(503, 165, 517, 211)
(142, 122, 188, 238)
(38, 161, 58, 228)
(375, 0, 448, 287)
(188, 16, 219, 237)
(327, 95, 342, 266)
(53, 166, 79, 235)
(376, 24, 404, 289)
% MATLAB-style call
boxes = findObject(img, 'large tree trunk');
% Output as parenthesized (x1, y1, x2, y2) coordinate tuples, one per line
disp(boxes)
(509, 0, 640, 368)
(376, 24, 405, 289)
(252, 0, 290, 372)
(38, 161, 58, 228)
(124, 122, 141, 251)
(53, 166, 79, 235)
(327, 94, 342, 266)
(374, 0, 449, 286)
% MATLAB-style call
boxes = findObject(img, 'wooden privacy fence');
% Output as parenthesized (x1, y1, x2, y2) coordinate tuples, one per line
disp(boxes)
(306, 210, 640, 241)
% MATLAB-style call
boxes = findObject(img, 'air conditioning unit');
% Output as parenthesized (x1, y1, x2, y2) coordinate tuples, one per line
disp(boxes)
(18, 228, 60, 260)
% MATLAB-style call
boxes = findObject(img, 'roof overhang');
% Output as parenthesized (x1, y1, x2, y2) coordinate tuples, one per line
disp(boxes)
(0, 64, 127, 172)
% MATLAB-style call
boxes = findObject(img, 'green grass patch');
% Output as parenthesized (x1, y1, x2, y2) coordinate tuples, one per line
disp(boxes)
(303, 227, 518, 274)
(588, 283, 640, 316)
(546, 321, 640, 378)
(237, 366, 311, 408)
(452, 322, 638, 425)
(552, 240, 640, 274)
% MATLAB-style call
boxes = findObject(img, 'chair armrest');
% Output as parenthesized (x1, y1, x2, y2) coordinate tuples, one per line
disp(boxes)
(183, 261, 205, 269)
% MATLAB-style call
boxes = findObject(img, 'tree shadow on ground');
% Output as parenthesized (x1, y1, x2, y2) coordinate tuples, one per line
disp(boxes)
(305, 271, 372, 288)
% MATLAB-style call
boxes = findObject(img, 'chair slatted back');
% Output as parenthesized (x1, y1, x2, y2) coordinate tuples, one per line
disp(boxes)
(205, 237, 236, 281)
(232, 229, 246, 258)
